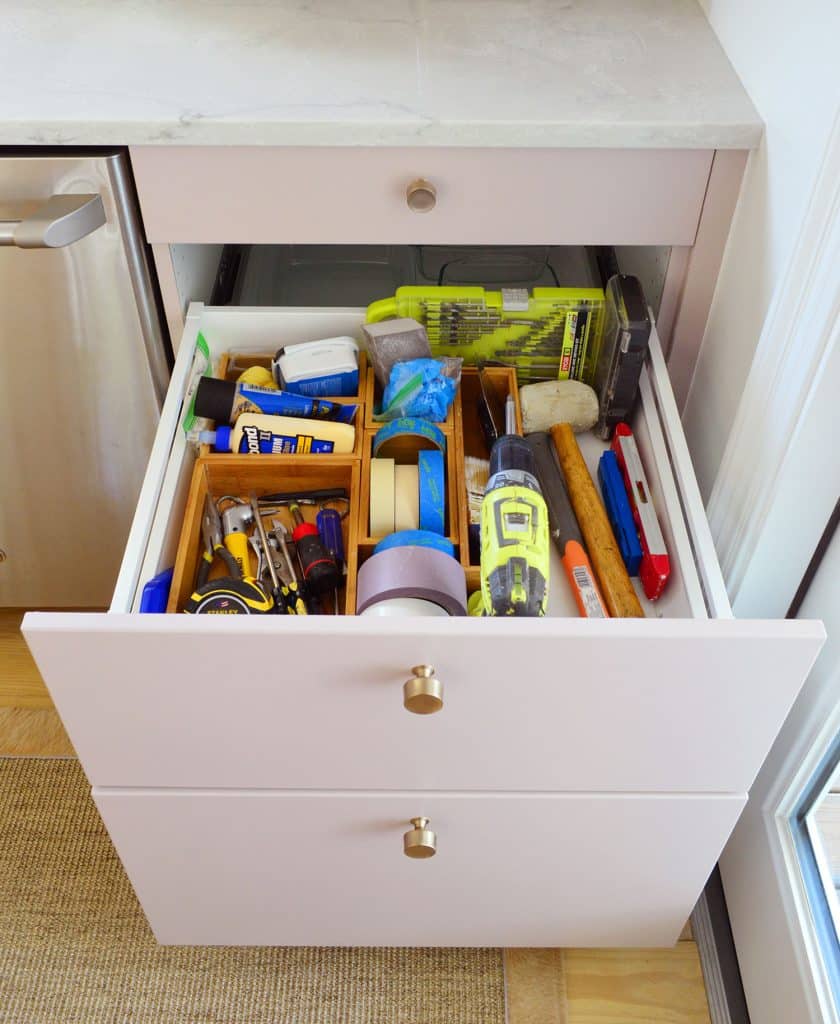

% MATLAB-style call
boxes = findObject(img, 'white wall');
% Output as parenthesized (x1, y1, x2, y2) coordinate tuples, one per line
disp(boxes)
(683, 0, 840, 501)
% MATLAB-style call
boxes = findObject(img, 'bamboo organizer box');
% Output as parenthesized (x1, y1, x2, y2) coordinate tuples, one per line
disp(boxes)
(167, 352, 521, 614)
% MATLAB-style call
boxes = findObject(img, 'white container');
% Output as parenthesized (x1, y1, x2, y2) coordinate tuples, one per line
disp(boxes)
(274, 336, 359, 397)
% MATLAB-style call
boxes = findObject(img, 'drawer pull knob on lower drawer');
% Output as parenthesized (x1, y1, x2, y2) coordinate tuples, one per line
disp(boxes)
(403, 665, 443, 715)
(403, 817, 437, 859)
(406, 179, 437, 213)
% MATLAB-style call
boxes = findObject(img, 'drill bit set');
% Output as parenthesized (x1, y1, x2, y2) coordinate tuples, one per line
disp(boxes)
(366, 286, 605, 385)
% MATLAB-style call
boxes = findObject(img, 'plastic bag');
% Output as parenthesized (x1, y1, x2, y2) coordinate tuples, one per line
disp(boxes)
(375, 358, 462, 422)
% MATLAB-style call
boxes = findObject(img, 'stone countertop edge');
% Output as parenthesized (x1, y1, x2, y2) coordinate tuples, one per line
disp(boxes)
(0, 119, 763, 150)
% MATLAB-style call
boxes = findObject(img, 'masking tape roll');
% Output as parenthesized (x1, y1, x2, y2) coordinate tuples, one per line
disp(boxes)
(418, 448, 446, 535)
(394, 464, 420, 531)
(369, 458, 395, 537)
(374, 530, 455, 557)
(356, 546, 468, 616)
(372, 417, 446, 458)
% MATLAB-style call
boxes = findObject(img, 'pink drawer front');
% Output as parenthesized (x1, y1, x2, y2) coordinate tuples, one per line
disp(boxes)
(130, 146, 713, 246)
(95, 788, 744, 947)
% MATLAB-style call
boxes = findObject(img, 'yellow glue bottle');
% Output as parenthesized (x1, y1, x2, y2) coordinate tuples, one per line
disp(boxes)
(198, 412, 355, 455)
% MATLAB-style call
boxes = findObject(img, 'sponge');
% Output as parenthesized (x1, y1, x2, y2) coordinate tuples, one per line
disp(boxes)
(362, 318, 431, 387)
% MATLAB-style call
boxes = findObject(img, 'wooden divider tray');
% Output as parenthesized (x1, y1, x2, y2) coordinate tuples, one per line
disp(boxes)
(169, 354, 521, 616)
(168, 457, 361, 615)
(197, 351, 368, 459)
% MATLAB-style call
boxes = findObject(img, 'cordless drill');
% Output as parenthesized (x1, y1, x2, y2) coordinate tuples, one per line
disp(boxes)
(480, 433, 550, 616)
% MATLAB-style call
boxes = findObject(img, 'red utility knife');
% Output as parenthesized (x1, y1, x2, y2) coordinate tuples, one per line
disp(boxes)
(611, 423, 670, 600)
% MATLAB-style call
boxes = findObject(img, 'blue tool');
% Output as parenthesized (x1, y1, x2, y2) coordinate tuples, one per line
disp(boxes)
(139, 567, 174, 613)
(598, 450, 642, 576)
(317, 506, 346, 615)
(316, 507, 345, 571)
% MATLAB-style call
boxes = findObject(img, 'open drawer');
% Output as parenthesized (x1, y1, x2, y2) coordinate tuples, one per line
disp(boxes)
(22, 305, 824, 793)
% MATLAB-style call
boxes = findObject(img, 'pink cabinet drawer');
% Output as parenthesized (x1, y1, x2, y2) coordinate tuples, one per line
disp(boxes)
(130, 146, 713, 246)
(95, 787, 744, 947)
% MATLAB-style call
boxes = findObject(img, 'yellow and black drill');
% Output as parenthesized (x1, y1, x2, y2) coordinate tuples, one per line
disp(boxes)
(480, 429, 550, 617)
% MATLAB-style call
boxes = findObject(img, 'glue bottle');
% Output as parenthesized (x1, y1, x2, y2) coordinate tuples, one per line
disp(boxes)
(195, 412, 355, 455)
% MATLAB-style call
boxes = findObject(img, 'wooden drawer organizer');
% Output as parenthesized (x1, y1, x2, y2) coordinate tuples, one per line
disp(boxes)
(167, 457, 361, 614)
(170, 358, 521, 616)
(197, 350, 368, 459)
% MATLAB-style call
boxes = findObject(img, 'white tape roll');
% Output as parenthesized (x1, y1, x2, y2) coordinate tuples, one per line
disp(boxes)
(359, 597, 449, 618)
(369, 457, 396, 537)
(394, 464, 420, 531)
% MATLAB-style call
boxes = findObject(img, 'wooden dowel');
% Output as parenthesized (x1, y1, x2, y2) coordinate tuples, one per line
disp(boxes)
(550, 423, 645, 618)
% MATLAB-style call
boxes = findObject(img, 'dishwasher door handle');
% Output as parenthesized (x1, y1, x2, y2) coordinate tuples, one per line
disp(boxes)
(0, 194, 106, 248)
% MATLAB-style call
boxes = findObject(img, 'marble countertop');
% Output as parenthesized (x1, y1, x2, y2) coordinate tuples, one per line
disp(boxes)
(3, 0, 761, 148)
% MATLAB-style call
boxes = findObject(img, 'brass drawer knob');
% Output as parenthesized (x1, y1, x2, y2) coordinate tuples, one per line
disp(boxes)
(403, 665, 443, 715)
(403, 817, 437, 858)
(406, 178, 436, 213)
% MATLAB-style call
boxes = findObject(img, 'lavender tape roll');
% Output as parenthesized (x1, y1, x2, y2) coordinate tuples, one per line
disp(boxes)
(356, 546, 468, 616)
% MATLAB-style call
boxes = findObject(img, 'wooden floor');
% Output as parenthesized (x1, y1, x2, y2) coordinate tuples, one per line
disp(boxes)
(1, 608, 709, 1022)
(0, 610, 74, 755)
(506, 943, 708, 1024)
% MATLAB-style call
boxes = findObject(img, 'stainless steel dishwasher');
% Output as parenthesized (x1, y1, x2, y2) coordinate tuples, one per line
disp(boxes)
(0, 151, 170, 606)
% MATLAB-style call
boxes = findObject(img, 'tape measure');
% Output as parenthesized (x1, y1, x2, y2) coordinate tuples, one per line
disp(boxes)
(184, 578, 273, 614)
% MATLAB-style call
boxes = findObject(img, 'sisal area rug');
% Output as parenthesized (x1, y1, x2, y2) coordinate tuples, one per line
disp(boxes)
(0, 759, 505, 1024)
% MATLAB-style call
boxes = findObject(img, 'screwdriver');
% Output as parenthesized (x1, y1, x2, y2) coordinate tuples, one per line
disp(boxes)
(317, 506, 345, 614)
(289, 502, 341, 597)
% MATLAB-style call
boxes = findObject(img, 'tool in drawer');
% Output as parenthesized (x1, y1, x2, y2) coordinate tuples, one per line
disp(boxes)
(550, 423, 644, 619)
(598, 450, 643, 577)
(366, 286, 605, 385)
(195, 494, 239, 588)
(611, 423, 670, 600)
(270, 521, 310, 616)
(316, 506, 345, 615)
(289, 502, 341, 598)
(258, 488, 349, 506)
(480, 426, 550, 617)
(591, 275, 652, 440)
(218, 501, 257, 580)
(183, 495, 273, 614)
(249, 493, 290, 613)
(525, 432, 608, 619)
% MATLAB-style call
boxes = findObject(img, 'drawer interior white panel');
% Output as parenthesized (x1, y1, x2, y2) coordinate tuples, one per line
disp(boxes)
(130, 146, 713, 246)
(95, 788, 745, 947)
(21, 305, 825, 794)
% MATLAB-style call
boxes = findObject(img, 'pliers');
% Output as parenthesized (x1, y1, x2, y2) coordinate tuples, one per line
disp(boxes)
(195, 493, 241, 589)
